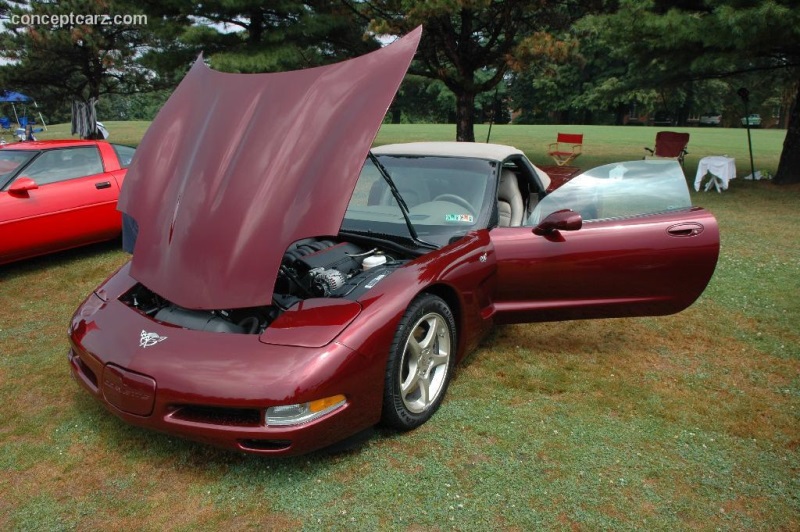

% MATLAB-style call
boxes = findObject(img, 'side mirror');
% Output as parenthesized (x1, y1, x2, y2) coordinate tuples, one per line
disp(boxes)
(533, 209, 582, 236)
(8, 176, 38, 196)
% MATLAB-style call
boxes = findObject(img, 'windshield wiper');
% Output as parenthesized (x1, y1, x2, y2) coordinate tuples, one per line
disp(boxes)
(368, 152, 438, 250)
(339, 229, 429, 257)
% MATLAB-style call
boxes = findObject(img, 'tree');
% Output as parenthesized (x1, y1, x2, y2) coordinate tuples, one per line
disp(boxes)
(354, 0, 590, 142)
(0, 0, 172, 128)
(583, 0, 800, 184)
(1, 1, 374, 131)
(157, 0, 379, 73)
(387, 75, 455, 124)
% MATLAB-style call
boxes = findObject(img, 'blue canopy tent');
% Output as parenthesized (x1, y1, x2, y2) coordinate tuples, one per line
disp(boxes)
(0, 90, 47, 130)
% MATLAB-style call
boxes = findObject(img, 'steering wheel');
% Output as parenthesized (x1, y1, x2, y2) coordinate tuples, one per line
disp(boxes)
(432, 194, 473, 213)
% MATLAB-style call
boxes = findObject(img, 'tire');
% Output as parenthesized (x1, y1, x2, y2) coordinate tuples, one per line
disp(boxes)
(381, 294, 457, 430)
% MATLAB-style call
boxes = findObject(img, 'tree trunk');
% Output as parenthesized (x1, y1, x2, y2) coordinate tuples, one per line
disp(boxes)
(614, 104, 626, 126)
(773, 80, 800, 185)
(248, 10, 264, 45)
(455, 91, 476, 142)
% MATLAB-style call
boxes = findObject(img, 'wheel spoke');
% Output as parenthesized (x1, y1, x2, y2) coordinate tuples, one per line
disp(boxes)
(417, 317, 438, 351)
(416, 372, 431, 406)
(407, 334, 422, 358)
(400, 360, 419, 395)
(429, 351, 449, 369)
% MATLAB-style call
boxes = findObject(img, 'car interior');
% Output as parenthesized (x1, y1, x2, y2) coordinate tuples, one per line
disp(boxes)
(360, 155, 550, 231)
(495, 158, 547, 228)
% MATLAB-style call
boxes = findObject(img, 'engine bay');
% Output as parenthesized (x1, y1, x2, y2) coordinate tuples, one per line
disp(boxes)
(120, 237, 408, 334)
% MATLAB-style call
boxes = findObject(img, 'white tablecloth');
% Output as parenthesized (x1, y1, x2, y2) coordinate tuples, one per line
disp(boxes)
(695, 156, 736, 192)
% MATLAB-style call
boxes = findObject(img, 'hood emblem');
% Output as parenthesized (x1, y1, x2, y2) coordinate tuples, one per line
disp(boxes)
(140, 330, 167, 348)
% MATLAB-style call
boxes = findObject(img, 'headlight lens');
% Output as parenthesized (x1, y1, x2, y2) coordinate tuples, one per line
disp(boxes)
(265, 394, 346, 426)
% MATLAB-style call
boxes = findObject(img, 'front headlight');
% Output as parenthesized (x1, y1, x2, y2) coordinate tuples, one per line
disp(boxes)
(265, 394, 346, 426)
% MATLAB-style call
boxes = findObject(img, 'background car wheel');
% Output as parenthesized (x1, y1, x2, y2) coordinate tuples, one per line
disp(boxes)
(382, 293, 457, 430)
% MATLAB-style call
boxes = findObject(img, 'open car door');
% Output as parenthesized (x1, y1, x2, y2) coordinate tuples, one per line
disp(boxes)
(490, 160, 719, 323)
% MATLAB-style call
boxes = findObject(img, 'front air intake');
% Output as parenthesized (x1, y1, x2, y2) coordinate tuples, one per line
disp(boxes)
(171, 405, 262, 427)
(238, 439, 292, 452)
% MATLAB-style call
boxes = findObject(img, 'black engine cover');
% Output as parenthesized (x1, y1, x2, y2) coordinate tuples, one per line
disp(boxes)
(294, 242, 363, 276)
(154, 306, 244, 334)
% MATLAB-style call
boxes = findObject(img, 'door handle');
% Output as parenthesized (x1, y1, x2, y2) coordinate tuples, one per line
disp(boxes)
(95, 181, 111, 190)
(667, 222, 704, 237)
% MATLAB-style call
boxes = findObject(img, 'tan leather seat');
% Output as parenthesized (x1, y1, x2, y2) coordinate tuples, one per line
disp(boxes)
(497, 169, 523, 227)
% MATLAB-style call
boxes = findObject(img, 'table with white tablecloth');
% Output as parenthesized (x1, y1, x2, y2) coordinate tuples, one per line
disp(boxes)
(694, 156, 736, 192)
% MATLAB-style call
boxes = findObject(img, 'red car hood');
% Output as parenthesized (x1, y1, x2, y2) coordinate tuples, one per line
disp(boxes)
(118, 28, 421, 309)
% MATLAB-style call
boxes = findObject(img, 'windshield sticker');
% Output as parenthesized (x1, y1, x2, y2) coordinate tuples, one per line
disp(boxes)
(445, 214, 474, 223)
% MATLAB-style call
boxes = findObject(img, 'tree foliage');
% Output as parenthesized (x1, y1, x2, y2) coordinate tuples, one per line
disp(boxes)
(0, 0, 169, 114)
(581, 0, 800, 183)
(0, 1, 376, 125)
(355, 0, 591, 141)
(154, 0, 379, 73)
(2, 1, 799, 183)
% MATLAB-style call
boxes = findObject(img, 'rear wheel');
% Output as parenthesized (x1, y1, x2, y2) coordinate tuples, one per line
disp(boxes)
(382, 294, 456, 430)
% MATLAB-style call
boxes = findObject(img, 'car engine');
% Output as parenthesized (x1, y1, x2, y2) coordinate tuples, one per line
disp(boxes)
(120, 237, 405, 334)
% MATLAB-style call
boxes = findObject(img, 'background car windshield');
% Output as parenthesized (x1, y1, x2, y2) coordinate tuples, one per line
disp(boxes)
(0, 150, 38, 188)
(112, 144, 136, 168)
(342, 155, 495, 246)
(528, 160, 692, 225)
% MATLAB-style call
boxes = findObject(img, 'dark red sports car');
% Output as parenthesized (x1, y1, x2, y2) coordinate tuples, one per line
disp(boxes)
(68, 29, 719, 456)
(0, 139, 135, 265)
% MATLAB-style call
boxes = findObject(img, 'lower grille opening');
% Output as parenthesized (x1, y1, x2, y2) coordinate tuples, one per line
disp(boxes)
(238, 439, 292, 451)
(171, 405, 262, 427)
(72, 353, 98, 388)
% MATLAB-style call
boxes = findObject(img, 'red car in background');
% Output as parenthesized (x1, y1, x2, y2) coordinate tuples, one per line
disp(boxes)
(0, 139, 135, 265)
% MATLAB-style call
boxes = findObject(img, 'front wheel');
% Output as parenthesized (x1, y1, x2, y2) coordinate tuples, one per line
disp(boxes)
(382, 294, 456, 430)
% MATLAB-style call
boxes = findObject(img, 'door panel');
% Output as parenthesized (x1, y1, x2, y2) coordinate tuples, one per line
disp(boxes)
(490, 207, 719, 324)
(0, 172, 121, 264)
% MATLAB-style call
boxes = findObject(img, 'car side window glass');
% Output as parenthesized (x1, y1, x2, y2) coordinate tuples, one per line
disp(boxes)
(527, 160, 692, 226)
(0, 150, 38, 189)
(112, 144, 136, 168)
(21, 147, 104, 186)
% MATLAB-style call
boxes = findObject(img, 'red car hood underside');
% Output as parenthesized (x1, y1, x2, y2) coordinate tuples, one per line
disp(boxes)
(118, 28, 421, 309)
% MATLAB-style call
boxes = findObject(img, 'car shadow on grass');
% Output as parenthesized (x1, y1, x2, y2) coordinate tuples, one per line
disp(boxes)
(0, 239, 125, 280)
(69, 387, 379, 468)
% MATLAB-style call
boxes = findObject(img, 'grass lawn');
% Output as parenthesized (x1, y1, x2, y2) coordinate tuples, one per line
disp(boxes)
(1, 123, 798, 530)
(32, 120, 786, 179)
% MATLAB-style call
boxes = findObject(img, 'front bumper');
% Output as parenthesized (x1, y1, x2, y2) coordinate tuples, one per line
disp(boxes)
(68, 292, 384, 456)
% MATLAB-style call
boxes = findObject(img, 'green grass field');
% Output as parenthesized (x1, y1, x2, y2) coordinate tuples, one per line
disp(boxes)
(31, 120, 786, 179)
(1, 123, 798, 530)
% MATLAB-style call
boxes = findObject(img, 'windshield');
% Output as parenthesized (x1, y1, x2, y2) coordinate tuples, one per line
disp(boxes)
(342, 155, 496, 247)
(528, 160, 692, 225)
(0, 150, 38, 188)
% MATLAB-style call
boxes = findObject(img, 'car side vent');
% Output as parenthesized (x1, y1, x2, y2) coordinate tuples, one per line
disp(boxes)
(171, 405, 262, 427)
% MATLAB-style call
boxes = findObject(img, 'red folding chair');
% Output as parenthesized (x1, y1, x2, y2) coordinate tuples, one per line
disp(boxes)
(644, 131, 690, 167)
(547, 133, 583, 166)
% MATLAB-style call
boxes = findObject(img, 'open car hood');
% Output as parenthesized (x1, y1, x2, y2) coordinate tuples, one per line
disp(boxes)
(119, 28, 421, 309)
